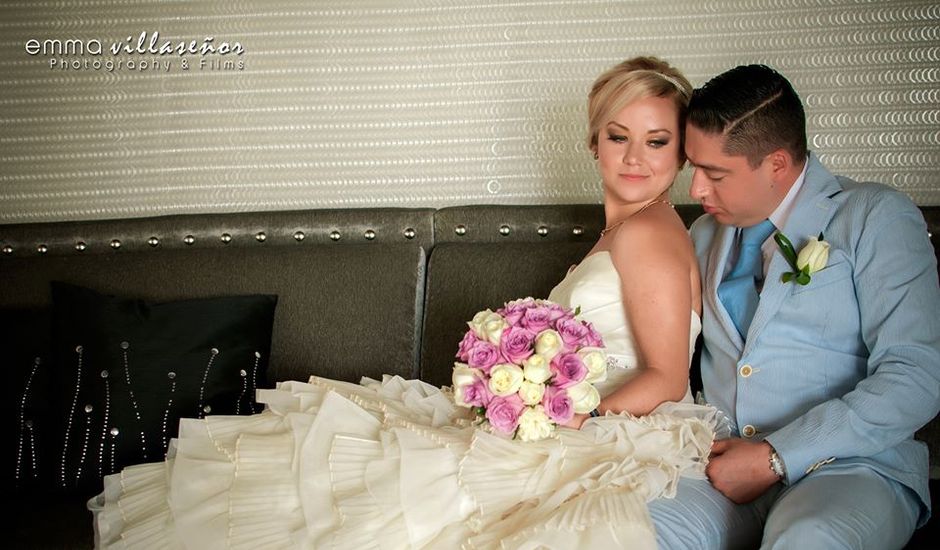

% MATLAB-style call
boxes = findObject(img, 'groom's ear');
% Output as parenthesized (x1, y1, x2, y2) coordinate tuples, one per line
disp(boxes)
(765, 148, 794, 182)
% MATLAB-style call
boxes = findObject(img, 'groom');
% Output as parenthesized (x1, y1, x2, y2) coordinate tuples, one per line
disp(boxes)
(649, 64, 940, 548)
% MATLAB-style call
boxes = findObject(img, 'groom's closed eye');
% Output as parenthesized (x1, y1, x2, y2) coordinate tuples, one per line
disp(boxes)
(695, 168, 725, 182)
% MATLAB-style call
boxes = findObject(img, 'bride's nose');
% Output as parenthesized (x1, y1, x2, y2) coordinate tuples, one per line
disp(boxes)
(622, 141, 641, 165)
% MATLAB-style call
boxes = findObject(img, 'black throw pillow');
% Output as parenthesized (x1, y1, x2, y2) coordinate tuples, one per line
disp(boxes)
(49, 282, 277, 494)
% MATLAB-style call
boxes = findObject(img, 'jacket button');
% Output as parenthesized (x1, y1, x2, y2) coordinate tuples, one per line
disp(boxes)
(739, 364, 753, 377)
(742, 425, 757, 438)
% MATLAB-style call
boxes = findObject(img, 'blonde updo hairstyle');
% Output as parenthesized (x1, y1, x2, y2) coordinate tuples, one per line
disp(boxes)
(587, 56, 693, 163)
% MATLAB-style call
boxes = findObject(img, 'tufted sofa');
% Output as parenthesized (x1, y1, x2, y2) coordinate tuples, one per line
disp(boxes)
(4, 204, 939, 548)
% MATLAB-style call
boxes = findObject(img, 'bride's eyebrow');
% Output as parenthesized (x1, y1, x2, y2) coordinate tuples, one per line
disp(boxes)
(606, 121, 673, 134)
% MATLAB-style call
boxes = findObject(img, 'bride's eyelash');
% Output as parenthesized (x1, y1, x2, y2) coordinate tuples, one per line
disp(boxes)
(605, 134, 670, 147)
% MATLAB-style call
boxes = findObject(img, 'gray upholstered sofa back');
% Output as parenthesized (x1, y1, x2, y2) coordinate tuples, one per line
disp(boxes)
(0, 208, 434, 383)
(6, 203, 936, 387)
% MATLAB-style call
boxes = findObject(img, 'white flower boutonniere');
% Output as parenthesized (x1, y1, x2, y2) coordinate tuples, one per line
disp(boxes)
(774, 233, 830, 285)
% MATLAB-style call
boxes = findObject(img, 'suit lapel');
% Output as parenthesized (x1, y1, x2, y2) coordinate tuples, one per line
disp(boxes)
(744, 155, 843, 352)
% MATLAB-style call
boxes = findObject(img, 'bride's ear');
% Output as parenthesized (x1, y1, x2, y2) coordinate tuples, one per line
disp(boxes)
(592, 148, 599, 160)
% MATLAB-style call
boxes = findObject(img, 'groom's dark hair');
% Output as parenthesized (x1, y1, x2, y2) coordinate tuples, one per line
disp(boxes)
(688, 64, 807, 168)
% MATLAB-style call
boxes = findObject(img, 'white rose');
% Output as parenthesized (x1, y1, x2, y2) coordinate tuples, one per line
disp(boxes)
(516, 405, 554, 442)
(796, 237, 830, 275)
(488, 363, 525, 397)
(468, 309, 492, 338)
(523, 354, 552, 384)
(567, 381, 601, 414)
(468, 309, 509, 345)
(534, 329, 563, 360)
(483, 313, 510, 345)
(578, 348, 608, 384)
(518, 380, 545, 405)
(452, 363, 482, 408)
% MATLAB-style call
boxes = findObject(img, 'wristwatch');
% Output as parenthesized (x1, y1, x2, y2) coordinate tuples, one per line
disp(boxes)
(768, 446, 787, 481)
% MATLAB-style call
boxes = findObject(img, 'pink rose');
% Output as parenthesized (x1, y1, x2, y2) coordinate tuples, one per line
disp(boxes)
(546, 303, 569, 322)
(485, 394, 525, 434)
(556, 318, 590, 350)
(542, 385, 574, 424)
(456, 330, 479, 362)
(467, 340, 500, 372)
(500, 307, 525, 326)
(499, 298, 537, 325)
(551, 353, 588, 388)
(585, 323, 604, 348)
(499, 326, 535, 364)
(499, 298, 538, 313)
(520, 307, 553, 333)
(463, 377, 493, 408)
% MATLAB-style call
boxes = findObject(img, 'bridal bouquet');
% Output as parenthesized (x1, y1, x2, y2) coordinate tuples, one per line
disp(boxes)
(452, 297, 608, 441)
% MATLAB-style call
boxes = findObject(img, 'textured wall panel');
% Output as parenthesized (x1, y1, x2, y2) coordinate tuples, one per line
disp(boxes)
(1, 0, 938, 223)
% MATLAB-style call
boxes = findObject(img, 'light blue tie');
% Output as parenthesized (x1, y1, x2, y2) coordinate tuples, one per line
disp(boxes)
(718, 219, 776, 338)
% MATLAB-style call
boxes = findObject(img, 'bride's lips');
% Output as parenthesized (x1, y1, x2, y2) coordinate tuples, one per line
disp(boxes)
(619, 173, 648, 181)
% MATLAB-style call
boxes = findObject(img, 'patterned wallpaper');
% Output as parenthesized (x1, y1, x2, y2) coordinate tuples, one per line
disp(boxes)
(1, 0, 938, 223)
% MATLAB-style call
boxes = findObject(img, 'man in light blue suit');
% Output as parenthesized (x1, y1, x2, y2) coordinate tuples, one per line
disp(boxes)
(649, 64, 940, 549)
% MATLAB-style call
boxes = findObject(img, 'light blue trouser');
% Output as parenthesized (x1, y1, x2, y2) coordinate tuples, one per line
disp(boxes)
(649, 466, 922, 550)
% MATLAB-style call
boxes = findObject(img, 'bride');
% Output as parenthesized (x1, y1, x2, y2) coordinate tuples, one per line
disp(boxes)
(90, 57, 721, 549)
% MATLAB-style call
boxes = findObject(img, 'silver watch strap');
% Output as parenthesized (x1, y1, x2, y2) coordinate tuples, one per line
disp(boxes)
(769, 448, 787, 480)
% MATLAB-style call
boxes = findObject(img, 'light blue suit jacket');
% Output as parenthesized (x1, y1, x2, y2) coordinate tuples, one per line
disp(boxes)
(691, 153, 940, 520)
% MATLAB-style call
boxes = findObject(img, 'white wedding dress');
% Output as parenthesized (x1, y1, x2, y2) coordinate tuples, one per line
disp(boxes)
(90, 251, 721, 549)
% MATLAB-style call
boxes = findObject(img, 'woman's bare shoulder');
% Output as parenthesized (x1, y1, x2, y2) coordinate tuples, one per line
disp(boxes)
(609, 205, 693, 268)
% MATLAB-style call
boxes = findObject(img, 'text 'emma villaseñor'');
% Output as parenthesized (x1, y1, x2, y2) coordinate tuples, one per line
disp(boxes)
(25, 31, 244, 57)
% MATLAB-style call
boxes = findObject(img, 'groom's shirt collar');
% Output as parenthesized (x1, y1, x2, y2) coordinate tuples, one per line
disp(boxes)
(752, 158, 810, 281)
(724, 156, 811, 281)
(768, 156, 810, 233)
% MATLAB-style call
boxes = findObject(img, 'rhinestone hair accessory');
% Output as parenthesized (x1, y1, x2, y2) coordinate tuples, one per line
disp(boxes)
(645, 70, 690, 99)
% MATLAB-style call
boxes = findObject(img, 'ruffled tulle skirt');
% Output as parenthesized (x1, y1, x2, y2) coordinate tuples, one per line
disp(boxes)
(90, 374, 724, 549)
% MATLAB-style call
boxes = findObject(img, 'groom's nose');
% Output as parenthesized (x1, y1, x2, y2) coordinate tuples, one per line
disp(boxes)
(689, 169, 710, 200)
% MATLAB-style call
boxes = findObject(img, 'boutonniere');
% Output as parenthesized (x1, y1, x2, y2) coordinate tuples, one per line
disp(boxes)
(774, 232, 830, 285)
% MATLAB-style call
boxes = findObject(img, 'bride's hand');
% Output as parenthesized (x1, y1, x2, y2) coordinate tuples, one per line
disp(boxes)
(561, 413, 588, 430)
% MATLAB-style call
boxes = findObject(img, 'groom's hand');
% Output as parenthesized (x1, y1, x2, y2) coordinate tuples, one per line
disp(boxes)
(706, 438, 780, 504)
